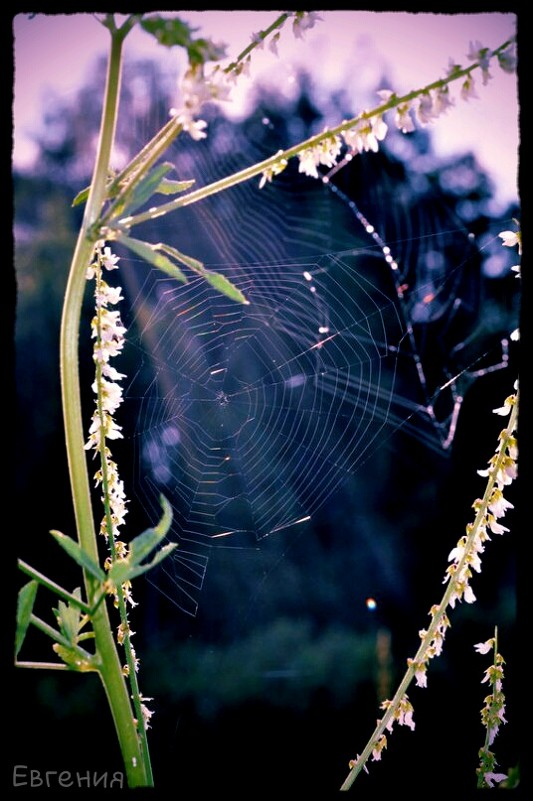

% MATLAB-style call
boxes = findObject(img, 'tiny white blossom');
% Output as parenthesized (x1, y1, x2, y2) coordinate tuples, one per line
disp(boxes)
(498, 229, 521, 254)
(488, 489, 514, 518)
(101, 247, 120, 271)
(474, 639, 494, 655)
(483, 772, 508, 788)
(269, 32, 280, 56)
(460, 74, 478, 101)
(467, 40, 492, 84)
(292, 11, 322, 39)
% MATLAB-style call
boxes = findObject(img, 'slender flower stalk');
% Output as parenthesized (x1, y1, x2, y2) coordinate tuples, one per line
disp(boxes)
(114, 37, 516, 230)
(340, 225, 520, 790)
(85, 243, 154, 779)
(340, 384, 518, 790)
(475, 630, 509, 788)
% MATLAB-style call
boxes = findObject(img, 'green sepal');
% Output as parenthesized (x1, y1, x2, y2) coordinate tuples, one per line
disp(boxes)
(108, 495, 177, 584)
(50, 530, 106, 583)
(117, 234, 187, 282)
(15, 580, 39, 659)
(156, 244, 249, 304)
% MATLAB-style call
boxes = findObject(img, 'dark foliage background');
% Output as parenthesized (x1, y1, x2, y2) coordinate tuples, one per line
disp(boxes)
(10, 52, 524, 799)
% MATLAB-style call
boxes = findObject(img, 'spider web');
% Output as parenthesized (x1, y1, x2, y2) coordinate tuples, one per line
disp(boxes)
(119, 120, 514, 617)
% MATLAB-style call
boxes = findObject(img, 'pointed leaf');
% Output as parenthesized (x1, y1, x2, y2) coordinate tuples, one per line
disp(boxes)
(72, 185, 90, 207)
(109, 543, 178, 584)
(157, 178, 195, 195)
(50, 530, 106, 582)
(155, 244, 248, 303)
(16, 580, 39, 658)
(118, 235, 187, 282)
(123, 543, 178, 581)
(155, 242, 204, 273)
(121, 162, 175, 216)
(203, 270, 249, 304)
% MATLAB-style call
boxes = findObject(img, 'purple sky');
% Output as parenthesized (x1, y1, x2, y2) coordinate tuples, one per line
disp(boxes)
(13, 11, 519, 208)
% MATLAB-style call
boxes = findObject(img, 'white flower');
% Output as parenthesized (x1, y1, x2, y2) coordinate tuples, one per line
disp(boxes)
(395, 103, 415, 133)
(498, 229, 521, 254)
(416, 92, 438, 125)
(483, 772, 507, 788)
(292, 11, 322, 39)
(460, 74, 478, 101)
(433, 86, 454, 116)
(298, 148, 320, 178)
(101, 246, 120, 271)
(474, 639, 494, 655)
(269, 32, 280, 56)
(467, 40, 492, 84)
(488, 489, 514, 518)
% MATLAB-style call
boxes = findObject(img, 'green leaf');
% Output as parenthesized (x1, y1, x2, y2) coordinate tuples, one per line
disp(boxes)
(154, 243, 204, 273)
(118, 234, 187, 282)
(187, 38, 227, 67)
(155, 245, 248, 303)
(140, 15, 198, 48)
(108, 495, 175, 585)
(110, 543, 178, 584)
(50, 530, 106, 583)
(120, 162, 175, 216)
(16, 581, 38, 658)
(203, 270, 249, 304)
(130, 494, 173, 563)
(72, 185, 90, 207)
(157, 177, 196, 196)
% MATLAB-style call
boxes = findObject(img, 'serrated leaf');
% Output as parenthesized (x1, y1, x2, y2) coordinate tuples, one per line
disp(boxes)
(118, 235, 187, 282)
(16, 581, 39, 658)
(203, 270, 249, 304)
(50, 530, 106, 582)
(54, 589, 84, 644)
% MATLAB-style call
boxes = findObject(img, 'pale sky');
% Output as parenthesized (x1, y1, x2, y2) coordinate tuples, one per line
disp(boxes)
(13, 11, 519, 208)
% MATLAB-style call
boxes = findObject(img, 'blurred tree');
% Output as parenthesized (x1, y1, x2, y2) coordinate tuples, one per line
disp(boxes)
(13, 53, 519, 794)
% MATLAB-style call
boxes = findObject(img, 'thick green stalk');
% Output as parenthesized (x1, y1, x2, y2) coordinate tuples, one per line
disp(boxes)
(59, 21, 151, 787)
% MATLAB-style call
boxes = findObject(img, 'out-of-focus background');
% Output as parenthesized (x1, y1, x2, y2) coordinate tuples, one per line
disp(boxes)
(11, 11, 521, 797)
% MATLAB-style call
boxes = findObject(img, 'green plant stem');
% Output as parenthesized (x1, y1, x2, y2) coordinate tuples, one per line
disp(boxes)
(59, 20, 151, 787)
(340, 397, 518, 791)
(18, 559, 91, 612)
(115, 39, 514, 230)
